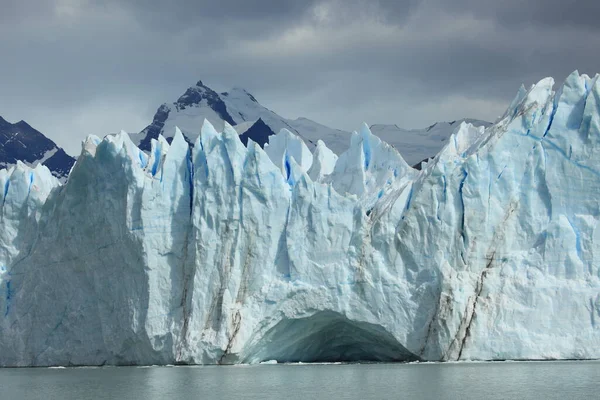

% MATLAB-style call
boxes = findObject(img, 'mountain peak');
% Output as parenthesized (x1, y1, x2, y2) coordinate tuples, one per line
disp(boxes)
(229, 87, 259, 103)
(15, 120, 31, 128)
(173, 82, 235, 125)
(0, 116, 75, 180)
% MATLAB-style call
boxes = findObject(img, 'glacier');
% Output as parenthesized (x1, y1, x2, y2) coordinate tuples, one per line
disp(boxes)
(0, 71, 599, 366)
(369, 118, 491, 166)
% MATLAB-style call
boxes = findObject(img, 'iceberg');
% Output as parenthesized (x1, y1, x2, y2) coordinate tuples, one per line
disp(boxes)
(0, 71, 599, 366)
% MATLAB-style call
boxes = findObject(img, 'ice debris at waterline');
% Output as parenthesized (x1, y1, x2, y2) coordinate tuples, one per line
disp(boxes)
(1, 71, 600, 367)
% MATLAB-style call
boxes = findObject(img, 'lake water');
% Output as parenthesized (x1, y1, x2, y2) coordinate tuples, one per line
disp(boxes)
(0, 361, 598, 399)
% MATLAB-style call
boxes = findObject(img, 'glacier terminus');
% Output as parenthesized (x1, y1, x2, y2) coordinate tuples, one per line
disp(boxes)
(0, 71, 599, 366)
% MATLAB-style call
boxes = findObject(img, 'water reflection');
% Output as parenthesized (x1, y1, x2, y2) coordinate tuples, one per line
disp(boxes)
(0, 361, 597, 400)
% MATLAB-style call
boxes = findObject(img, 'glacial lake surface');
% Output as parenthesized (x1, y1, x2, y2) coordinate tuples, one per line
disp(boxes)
(1, 361, 598, 399)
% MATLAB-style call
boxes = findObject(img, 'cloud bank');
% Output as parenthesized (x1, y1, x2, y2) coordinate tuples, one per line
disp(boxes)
(1, 0, 598, 155)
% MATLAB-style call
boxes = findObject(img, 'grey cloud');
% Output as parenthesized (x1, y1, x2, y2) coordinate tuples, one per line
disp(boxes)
(1, 0, 55, 21)
(432, 0, 600, 30)
(109, 0, 320, 20)
(373, 0, 600, 30)
(0, 0, 599, 155)
(95, 0, 321, 36)
(104, 0, 417, 24)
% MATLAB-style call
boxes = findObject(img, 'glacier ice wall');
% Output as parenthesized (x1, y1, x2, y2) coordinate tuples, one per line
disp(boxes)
(0, 72, 599, 366)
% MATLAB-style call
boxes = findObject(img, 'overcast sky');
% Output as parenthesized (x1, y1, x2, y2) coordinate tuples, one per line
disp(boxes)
(1, 0, 599, 155)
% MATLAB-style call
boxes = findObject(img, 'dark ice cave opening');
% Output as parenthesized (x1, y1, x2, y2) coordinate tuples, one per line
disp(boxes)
(245, 311, 419, 363)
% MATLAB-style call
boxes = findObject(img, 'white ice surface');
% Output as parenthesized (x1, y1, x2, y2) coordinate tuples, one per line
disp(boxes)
(370, 118, 491, 166)
(0, 72, 599, 367)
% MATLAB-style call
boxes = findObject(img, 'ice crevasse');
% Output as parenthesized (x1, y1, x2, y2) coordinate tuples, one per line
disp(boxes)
(0, 71, 599, 366)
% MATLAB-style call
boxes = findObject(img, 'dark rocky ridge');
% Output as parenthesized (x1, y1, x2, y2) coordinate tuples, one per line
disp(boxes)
(0, 116, 75, 180)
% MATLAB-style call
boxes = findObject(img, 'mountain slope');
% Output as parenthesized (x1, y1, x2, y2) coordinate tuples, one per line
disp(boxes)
(0, 116, 75, 180)
(134, 80, 490, 164)
(370, 118, 492, 166)
(133, 81, 350, 152)
(1, 81, 489, 183)
(237, 118, 275, 147)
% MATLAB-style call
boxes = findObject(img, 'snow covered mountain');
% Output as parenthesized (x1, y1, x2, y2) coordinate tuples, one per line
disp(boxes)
(133, 79, 487, 162)
(131, 80, 349, 153)
(0, 116, 75, 181)
(1, 71, 599, 367)
(370, 119, 491, 167)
